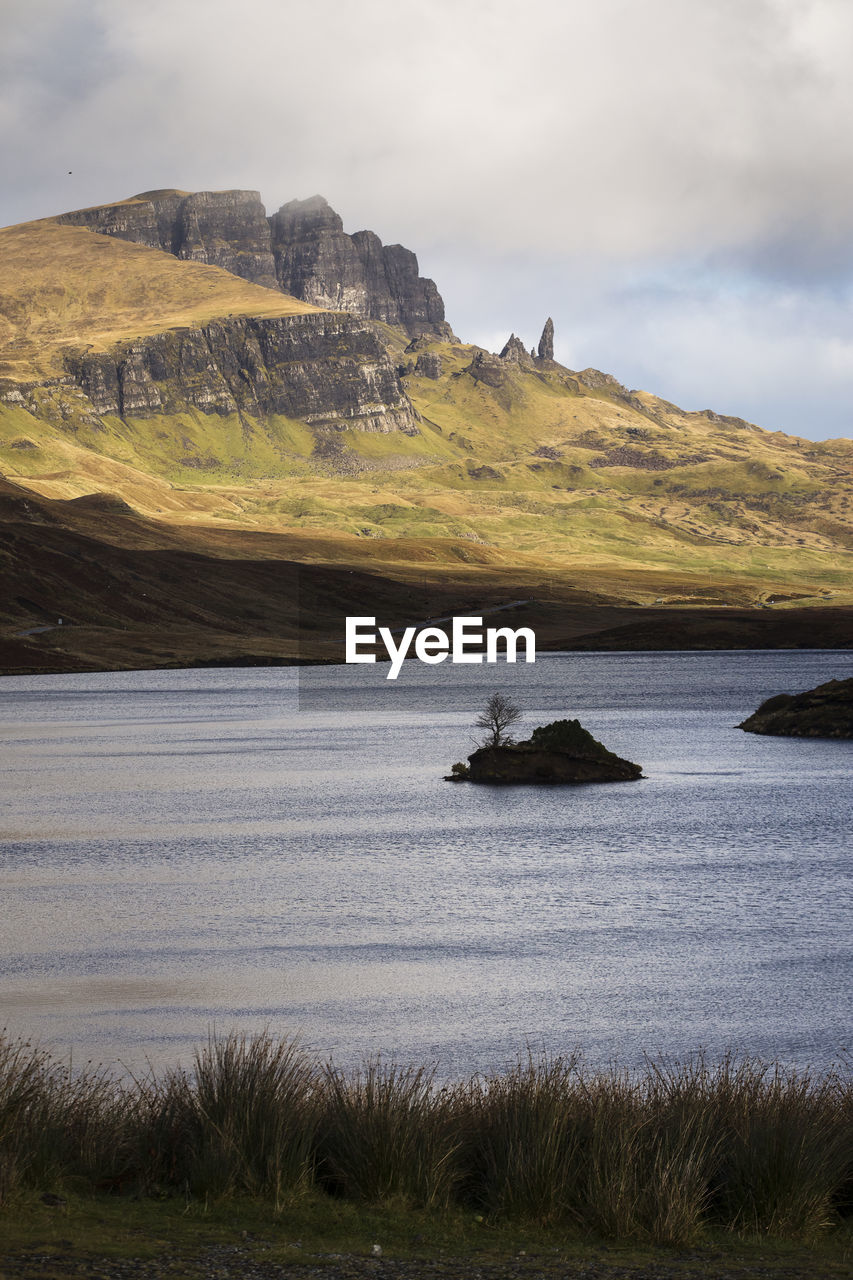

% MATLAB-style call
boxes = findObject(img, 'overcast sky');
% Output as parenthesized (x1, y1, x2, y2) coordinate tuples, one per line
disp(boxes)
(3, 0, 853, 439)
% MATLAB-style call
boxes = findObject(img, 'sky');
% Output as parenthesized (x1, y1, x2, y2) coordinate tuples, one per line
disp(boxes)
(3, 0, 853, 440)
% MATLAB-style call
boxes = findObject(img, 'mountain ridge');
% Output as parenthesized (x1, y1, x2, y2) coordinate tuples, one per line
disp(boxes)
(56, 187, 453, 340)
(1, 187, 852, 673)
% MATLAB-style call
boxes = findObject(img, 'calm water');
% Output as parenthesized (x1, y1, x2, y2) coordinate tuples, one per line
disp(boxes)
(0, 650, 851, 1078)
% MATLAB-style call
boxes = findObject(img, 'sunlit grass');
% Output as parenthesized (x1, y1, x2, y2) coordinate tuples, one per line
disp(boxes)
(0, 221, 319, 381)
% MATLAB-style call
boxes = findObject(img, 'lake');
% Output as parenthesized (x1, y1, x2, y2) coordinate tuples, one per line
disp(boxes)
(0, 650, 851, 1079)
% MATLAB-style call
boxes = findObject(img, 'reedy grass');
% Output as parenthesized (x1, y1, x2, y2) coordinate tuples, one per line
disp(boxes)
(182, 1031, 319, 1201)
(703, 1055, 853, 1237)
(318, 1058, 459, 1207)
(0, 1032, 850, 1246)
(0, 1037, 134, 1198)
(459, 1053, 584, 1223)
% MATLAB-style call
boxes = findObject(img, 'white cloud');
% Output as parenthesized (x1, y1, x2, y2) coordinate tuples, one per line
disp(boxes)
(4, 0, 853, 261)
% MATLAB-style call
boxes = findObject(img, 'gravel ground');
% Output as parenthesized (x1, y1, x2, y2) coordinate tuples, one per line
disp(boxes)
(1, 1247, 850, 1280)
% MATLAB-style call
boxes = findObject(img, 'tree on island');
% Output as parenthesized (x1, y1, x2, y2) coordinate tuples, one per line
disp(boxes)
(447, 698, 642, 783)
(475, 692, 523, 747)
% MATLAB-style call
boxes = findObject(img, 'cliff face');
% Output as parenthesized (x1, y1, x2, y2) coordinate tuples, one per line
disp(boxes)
(58, 189, 278, 287)
(62, 311, 419, 433)
(271, 197, 451, 337)
(176, 191, 278, 288)
(59, 189, 452, 339)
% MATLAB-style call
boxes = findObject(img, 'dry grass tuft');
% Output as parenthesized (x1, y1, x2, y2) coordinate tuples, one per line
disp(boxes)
(1, 1033, 851, 1245)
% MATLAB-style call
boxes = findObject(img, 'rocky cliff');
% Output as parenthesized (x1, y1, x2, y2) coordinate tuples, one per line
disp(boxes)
(59, 189, 452, 340)
(271, 196, 453, 339)
(59, 189, 279, 288)
(59, 311, 419, 433)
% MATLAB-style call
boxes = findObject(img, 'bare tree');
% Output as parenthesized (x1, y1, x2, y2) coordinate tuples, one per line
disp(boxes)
(475, 692, 523, 747)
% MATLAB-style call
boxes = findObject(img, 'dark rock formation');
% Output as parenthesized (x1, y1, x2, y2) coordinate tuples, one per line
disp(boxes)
(458, 718, 643, 784)
(270, 196, 452, 339)
(537, 317, 554, 361)
(60, 189, 454, 340)
(64, 312, 419, 433)
(589, 447, 709, 471)
(464, 350, 508, 387)
(466, 462, 502, 481)
(58, 188, 186, 248)
(175, 191, 278, 287)
(499, 334, 535, 368)
(739, 677, 853, 738)
(60, 189, 278, 287)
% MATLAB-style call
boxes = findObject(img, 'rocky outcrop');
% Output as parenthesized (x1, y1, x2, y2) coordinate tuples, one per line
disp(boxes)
(538, 317, 555, 361)
(59, 189, 453, 340)
(414, 352, 442, 379)
(453, 718, 643, 784)
(174, 191, 278, 287)
(270, 196, 453, 340)
(58, 188, 186, 248)
(60, 189, 279, 288)
(576, 368, 631, 395)
(464, 350, 508, 387)
(499, 334, 535, 367)
(64, 312, 419, 433)
(739, 677, 853, 738)
(465, 323, 560, 385)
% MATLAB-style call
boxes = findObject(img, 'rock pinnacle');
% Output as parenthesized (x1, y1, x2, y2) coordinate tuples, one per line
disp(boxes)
(537, 317, 554, 361)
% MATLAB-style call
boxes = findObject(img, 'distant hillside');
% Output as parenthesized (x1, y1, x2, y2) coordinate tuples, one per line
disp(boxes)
(2, 473, 850, 676)
(0, 187, 852, 673)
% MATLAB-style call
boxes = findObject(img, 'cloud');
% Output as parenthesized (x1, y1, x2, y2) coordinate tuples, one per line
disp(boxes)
(557, 275, 853, 439)
(4, 0, 853, 265)
(2, 0, 853, 437)
(434, 247, 853, 439)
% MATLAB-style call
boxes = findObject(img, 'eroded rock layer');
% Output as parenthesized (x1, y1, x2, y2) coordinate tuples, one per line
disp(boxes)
(61, 311, 419, 433)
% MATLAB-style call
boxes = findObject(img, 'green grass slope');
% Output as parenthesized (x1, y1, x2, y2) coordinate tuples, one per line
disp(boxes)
(1, 206, 852, 607)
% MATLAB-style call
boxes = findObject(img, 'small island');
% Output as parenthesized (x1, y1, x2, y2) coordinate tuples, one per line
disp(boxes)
(739, 676, 853, 739)
(447, 701, 643, 784)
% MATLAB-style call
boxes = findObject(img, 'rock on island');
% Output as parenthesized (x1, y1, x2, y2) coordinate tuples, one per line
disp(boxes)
(448, 718, 643, 784)
(739, 677, 853, 738)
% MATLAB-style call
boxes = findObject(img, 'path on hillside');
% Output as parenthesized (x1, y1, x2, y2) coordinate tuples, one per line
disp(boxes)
(13, 624, 65, 637)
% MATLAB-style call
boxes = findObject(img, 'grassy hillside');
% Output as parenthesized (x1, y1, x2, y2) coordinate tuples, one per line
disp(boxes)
(1, 203, 852, 630)
(0, 219, 319, 381)
(4, 472, 850, 675)
(2, 338, 851, 604)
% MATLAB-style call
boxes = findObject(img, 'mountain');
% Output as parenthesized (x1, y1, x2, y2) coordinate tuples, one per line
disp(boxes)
(56, 188, 453, 339)
(1, 189, 852, 673)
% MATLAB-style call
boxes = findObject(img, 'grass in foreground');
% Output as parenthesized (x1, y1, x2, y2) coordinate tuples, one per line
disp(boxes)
(3, 1193, 853, 1280)
(1, 1032, 851, 1257)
